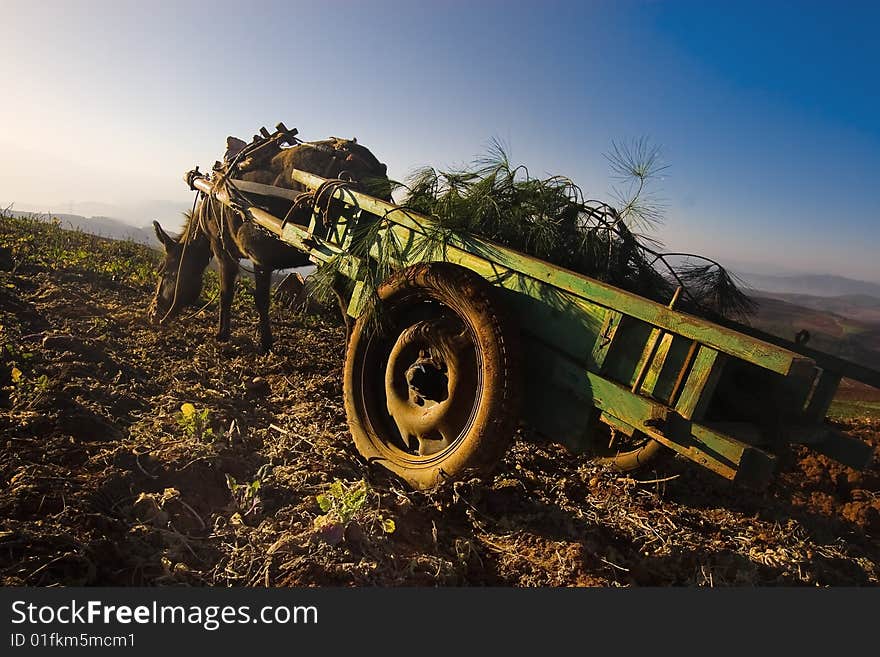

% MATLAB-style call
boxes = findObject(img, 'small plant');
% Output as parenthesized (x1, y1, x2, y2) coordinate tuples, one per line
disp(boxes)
(313, 479, 395, 545)
(225, 464, 272, 520)
(178, 402, 214, 441)
(6, 364, 50, 409)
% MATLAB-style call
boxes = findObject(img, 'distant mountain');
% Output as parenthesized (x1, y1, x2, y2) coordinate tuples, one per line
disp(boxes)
(8, 200, 191, 230)
(738, 273, 880, 298)
(755, 291, 880, 324)
(9, 210, 157, 247)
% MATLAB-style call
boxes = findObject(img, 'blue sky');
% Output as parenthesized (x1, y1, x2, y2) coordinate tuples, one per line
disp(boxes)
(1, 0, 878, 281)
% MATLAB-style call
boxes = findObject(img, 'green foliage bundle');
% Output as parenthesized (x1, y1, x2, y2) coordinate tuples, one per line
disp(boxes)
(310, 139, 754, 322)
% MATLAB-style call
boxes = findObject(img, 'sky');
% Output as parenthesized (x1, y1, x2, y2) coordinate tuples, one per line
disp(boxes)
(1, 0, 878, 282)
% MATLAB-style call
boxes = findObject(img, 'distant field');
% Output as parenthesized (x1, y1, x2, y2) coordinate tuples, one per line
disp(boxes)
(750, 293, 880, 373)
(828, 399, 880, 421)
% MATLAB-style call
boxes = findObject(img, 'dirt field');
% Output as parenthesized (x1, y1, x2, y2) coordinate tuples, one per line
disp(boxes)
(1, 216, 878, 586)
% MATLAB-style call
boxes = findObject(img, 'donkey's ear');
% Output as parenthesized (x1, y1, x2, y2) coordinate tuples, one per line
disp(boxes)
(153, 220, 176, 250)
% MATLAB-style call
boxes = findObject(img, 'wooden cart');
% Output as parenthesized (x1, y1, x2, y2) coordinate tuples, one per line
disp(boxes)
(188, 151, 878, 490)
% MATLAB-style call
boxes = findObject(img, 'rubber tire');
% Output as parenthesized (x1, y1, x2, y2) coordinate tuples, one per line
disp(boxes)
(343, 262, 522, 490)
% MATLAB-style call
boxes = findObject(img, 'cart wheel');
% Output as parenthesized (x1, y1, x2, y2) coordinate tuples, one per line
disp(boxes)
(343, 262, 522, 489)
(591, 426, 666, 472)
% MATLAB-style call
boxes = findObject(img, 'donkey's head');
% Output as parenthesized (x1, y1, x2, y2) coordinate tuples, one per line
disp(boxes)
(148, 215, 212, 324)
(333, 139, 387, 177)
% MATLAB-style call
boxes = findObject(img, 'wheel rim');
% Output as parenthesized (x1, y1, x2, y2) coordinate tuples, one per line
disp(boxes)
(360, 299, 482, 463)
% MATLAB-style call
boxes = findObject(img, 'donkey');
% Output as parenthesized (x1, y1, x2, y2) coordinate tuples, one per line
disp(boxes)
(148, 137, 389, 353)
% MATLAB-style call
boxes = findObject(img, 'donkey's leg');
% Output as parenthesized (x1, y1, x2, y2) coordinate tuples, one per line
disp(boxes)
(331, 274, 352, 346)
(254, 266, 273, 354)
(217, 256, 238, 342)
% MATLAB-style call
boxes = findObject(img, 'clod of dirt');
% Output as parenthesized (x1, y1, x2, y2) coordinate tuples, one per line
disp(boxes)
(42, 334, 106, 361)
(55, 404, 120, 442)
(246, 376, 270, 396)
(132, 493, 170, 528)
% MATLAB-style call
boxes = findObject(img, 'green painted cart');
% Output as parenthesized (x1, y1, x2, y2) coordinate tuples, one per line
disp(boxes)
(189, 160, 878, 490)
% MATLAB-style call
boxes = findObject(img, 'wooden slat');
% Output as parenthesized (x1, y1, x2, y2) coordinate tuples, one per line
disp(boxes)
(289, 169, 812, 377)
(228, 178, 303, 202)
(631, 328, 664, 392)
(804, 370, 843, 422)
(810, 427, 875, 470)
(591, 310, 624, 373)
(599, 411, 637, 436)
(649, 336, 693, 404)
(346, 280, 369, 317)
(675, 346, 726, 421)
(640, 331, 675, 398)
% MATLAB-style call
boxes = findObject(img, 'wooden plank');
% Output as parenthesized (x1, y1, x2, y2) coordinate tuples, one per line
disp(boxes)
(594, 371, 773, 483)
(599, 411, 637, 436)
(631, 328, 664, 392)
(501, 275, 605, 361)
(289, 169, 812, 377)
(650, 336, 694, 404)
(804, 370, 843, 422)
(667, 340, 699, 405)
(779, 364, 819, 421)
(228, 178, 303, 202)
(346, 280, 369, 318)
(810, 427, 875, 470)
(675, 346, 726, 421)
(640, 331, 675, 397)
(521, 338, 597, 453)
(590, 310, 624, 372)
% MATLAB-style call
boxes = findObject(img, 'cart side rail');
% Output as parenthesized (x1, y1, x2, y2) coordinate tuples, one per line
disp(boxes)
(287, 169, 812, 378)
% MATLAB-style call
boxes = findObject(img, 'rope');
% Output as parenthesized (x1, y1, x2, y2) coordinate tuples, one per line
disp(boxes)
(179, 286, 220, 322)
(280, 191, 316, 229)
(313, 178, 357, 227)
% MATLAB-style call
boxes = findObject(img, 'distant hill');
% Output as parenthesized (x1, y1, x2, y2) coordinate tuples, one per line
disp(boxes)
(749, 294, 880, 371)
(8, 210, 157, 247)
(739, 272, 880, 298)
(755, 291, 880, 324)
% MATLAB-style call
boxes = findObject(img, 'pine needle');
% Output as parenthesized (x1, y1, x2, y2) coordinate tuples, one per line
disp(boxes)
(310, 139, 753, 323)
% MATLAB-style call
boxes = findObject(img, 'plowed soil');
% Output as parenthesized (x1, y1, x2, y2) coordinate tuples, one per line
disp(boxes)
(1, 217, 878, 586)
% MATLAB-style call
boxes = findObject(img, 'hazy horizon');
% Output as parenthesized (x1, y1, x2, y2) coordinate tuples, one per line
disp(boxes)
(2, 1, 878, 283)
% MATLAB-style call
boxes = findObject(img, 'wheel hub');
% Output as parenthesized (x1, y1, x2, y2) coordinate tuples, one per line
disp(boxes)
(404, 353, 449, 405)
(384, 317, 478, 456)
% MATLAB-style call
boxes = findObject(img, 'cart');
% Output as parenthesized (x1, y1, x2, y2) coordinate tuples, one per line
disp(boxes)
(186, 135, 878, 490)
